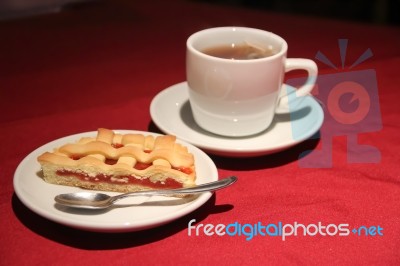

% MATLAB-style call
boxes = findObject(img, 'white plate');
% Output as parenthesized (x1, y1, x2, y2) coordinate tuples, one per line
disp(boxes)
(13, 130, 218, 232)
(150, 82, 324, 157)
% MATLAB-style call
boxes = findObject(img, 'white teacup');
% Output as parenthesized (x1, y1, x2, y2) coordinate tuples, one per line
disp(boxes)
(186, 27, 318, 137)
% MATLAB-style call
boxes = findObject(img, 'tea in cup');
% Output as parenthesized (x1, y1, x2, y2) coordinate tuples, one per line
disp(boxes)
(186, 27, 318, 137)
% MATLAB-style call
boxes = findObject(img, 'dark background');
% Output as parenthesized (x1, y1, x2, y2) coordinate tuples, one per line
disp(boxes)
(192, 0, 400, 25)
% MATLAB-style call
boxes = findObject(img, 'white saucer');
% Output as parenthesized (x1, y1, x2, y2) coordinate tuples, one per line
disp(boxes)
(13, 130, 218, 232)
(150, 82, 324, 157)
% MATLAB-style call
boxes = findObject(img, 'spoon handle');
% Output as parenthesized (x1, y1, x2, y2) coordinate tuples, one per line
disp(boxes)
(110, 176, 237, 203)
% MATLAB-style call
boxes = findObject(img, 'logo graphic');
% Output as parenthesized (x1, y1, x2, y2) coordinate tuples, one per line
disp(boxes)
(187, 219, 384, 241)
(287, 39, 382, 167)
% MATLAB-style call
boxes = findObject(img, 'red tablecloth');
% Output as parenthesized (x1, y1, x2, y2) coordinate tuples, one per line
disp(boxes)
(1, 1, 400, 265)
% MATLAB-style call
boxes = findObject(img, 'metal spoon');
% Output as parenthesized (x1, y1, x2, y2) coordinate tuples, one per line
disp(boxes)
(54, 176, 237, 209)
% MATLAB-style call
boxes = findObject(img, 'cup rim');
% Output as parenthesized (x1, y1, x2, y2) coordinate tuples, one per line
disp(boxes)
(187, 26, 288, 63)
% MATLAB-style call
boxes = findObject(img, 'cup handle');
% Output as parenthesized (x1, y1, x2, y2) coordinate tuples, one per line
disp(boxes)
(276, 58, 318, 112)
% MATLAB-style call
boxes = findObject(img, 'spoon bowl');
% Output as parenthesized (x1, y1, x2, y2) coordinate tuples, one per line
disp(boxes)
(55, 176, 237, 210)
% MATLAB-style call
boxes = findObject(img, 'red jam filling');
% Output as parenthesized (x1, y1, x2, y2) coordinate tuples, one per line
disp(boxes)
(112, 143, 124, 148)
(56, 170, 183, 189)
(134, 162, 152, 170)
(70, 155, 82, 160)
(105, 158, 118, 165)
(172, 166, 192, 174)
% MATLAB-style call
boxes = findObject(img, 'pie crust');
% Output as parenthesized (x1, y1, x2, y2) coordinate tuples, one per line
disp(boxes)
(37, 128, 196, 192)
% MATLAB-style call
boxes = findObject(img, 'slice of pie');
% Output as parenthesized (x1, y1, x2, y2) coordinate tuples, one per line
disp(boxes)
(37, 128, 196, 192)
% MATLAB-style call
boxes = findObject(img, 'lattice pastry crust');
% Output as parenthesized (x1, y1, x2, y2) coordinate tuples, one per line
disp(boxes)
(37, 128, 196, 192)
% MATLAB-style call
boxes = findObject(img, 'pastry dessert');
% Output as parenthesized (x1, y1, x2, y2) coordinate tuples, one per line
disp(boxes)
(37, 128, 196, 192)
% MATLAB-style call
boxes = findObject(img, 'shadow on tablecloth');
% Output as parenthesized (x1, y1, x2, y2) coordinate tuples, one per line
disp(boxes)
(12, 193, 233, 249)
